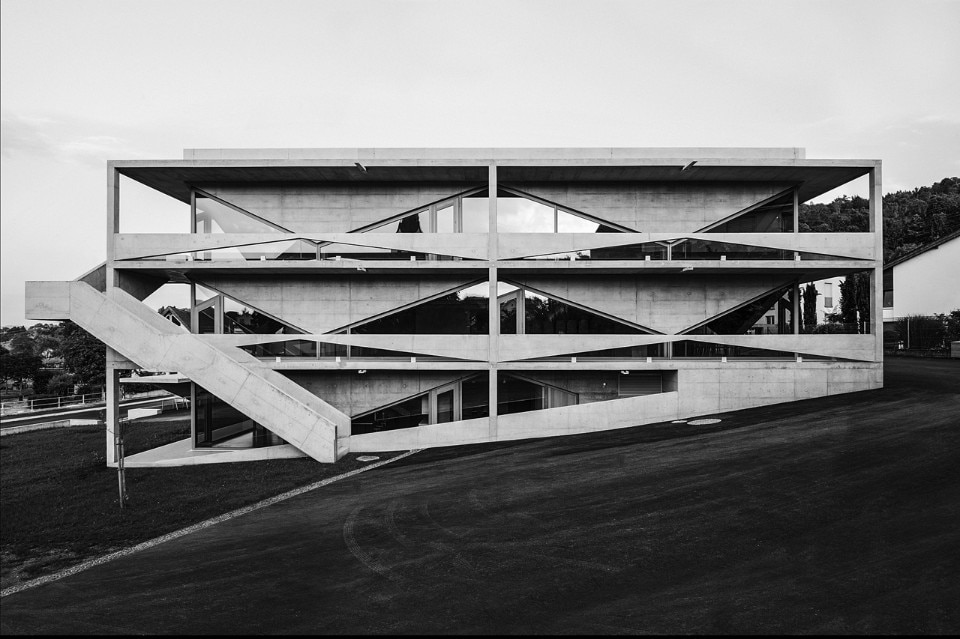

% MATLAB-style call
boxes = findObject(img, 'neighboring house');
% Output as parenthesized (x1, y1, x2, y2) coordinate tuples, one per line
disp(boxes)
(815, 276, 843, 324)
(883, 229, 960, 322)
(159, 305, 191, 329)
(26, 147, 883, 467)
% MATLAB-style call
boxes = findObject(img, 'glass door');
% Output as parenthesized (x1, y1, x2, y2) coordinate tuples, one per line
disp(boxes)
(431, 382, 459, 424)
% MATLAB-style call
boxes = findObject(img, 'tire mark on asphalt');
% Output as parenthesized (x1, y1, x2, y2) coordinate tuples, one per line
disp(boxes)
(343, 505, 406, 585)
(468, 488, 545, 527)
(420, 500, 467, 539)
(416, 500, 484, 573)
(467, 489, 617, 573)
(381, 499, 485, 582)
(384, 498, 412, 547)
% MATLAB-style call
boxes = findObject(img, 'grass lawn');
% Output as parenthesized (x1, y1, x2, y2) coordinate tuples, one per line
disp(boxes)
(0, 414, 399, 590)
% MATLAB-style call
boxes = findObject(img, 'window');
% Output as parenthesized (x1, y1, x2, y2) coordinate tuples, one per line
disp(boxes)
(351, 374, 489, 434)
(497, 187, 618, 234)
(351, 282, 490, 335)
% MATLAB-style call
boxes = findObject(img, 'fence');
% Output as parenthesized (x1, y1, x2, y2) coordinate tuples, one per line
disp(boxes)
(0, 388, 178, 416)
(884, 315, 959, 353)
(800, 322, 869, 335)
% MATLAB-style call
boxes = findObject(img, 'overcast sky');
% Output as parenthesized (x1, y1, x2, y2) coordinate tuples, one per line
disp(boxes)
(2, 0, 958, 326)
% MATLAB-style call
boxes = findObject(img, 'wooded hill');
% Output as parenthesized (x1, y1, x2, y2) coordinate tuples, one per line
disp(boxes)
(799, 177, 960, 263)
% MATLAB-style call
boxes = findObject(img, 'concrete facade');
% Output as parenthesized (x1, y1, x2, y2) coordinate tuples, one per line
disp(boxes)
(25, 148, 883, 465)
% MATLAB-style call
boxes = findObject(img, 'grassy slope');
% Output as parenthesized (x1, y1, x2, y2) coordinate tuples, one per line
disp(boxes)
(0, 414, 390, 588)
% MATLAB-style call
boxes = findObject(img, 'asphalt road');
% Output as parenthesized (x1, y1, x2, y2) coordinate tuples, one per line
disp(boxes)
(0, 397, 176, 428)
(1, 358, 958, 634)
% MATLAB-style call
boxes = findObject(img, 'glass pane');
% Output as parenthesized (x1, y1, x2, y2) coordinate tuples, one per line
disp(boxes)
(352, 394, 429, 435)
(436, 389, 454, 424)
(436, 205, 455, 233)
(544, 385, 577, 408)
(711, 191, 794, 233)
(193, 384, 258, 447)
(524, 290, 644, 334)
(221, 297, 293, 335)
(461, 375, 489, 420)
(672, 239, 790, 260)
(319, 242, 395, 260)
(522, 243, 665, 261)
(195, 195, 279, 233)
(197, 305, 216, 334)
(557, 210, 600, 233)
(499, 286, 520, 334)
(353, 283, 489, 334)
(461, 195, 489, 233)
(525, 343, 665, 361)
(498, 375, 544, 415)
(672, 340, 795, 359)
(119, 175, 191, 234)
(685, 287, 793, 336)
(241, 339, 320, 358)
(498, 195, 554, 233)
(177, 239, 316, 262)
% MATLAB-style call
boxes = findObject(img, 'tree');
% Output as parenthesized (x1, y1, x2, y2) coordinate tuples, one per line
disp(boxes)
(838, 277, 857, 328)
(28, 323, 63, 358)
(47, 372, 76, 396)
(800, 176, 960, 263)
(0, 325, 27, 342)
(33, 369, 54, 394)
(60, 321, 105, 388)
(0, 349, 42, 392)
(837, 273, 871, 334)
(8, 332, 36, 357)
(802, 283, 818, 332)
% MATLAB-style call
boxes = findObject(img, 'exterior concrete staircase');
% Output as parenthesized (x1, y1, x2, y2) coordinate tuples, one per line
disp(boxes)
(26, 280, 348, 462)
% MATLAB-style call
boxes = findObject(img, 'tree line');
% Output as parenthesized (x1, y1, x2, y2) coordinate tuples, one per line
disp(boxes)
(799, 176, 960, 262)
(0, 322, 104, 397)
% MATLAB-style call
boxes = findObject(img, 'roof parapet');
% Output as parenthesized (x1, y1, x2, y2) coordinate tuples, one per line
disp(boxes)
(183, 147, 807, 162)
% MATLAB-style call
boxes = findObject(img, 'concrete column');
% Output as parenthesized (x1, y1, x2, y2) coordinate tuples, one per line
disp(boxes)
(488, 165, 498, 438)
(793, 281, 801, 334)
(105, 364, 119, 465)
(107, 165, 119, 243)
(792, 188, 799, 233)
(105, 166, 119, 465)
(870, 164, 884, 364)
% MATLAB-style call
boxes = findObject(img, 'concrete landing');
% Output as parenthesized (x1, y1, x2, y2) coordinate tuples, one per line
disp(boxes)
(122, 437, 306, 468)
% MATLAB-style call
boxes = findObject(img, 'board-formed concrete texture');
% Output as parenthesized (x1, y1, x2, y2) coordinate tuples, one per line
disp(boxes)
(25, 148, 883, 464)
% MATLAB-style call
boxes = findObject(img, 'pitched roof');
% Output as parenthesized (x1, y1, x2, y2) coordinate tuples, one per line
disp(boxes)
(884, 228, 960, 271)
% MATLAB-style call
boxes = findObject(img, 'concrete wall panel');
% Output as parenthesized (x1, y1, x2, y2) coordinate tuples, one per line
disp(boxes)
(509, 181, 793, 232)
(204, 182, 481, 233)
(283, 370, 471, 417)
(198, 274, 479, 333)
(510, 273, 794, 334)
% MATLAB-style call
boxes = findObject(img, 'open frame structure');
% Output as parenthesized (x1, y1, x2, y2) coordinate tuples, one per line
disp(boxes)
(26, 147, 883, 465)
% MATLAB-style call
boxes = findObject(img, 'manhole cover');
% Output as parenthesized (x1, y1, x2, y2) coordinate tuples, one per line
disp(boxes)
(356, 455, 380, 462)
(688, 418, 722, 426)
(671, 420, 688, 423)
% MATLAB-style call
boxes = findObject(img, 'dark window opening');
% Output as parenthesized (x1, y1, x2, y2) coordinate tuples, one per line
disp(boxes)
(709, 191, 795, 233)
(352, 283, 489, 335)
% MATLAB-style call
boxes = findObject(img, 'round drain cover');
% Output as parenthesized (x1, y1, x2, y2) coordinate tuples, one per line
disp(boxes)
(356, 455, 380, 462)
(688, 418, 721, 426)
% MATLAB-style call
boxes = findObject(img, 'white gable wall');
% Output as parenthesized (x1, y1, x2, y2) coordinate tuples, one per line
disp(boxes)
(892, 235, 960, 316)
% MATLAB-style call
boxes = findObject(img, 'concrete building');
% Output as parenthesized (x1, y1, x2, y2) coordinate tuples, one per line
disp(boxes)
(882, 229, 960, 321)
(25, 148, 884, 466)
